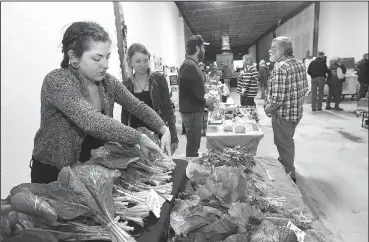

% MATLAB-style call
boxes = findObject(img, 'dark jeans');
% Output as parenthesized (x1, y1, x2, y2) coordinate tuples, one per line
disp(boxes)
(326, 84, 343, 107)
(181, 112, 203, 157)
(272, 116, 298, 179)
(311, 77, 326, 110)
(357, 83, 368, 102)
(240, 95, 256, 107)
(30, 158, 60, 183)
(259, 81, 268, 99)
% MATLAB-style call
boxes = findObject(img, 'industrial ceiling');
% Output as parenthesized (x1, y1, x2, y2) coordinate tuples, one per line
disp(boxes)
(175, 1, 309, 50)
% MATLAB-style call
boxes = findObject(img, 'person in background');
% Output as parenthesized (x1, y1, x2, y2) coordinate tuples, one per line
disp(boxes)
(178, 35, 209, 157)
(223, 64, 232, 90)
(237, 54, 259, 107)
(355, 53, 369, 102)
(326, 57, 346, 111)
(121, 43, 178, 154)
(264, 36, 308, 184)
(199, 62, 209, 84)
(307, 51, 329, 111)
(258, 60, 269, 99)
(30, 22, 171, 184)
(182, 61, 208, 135)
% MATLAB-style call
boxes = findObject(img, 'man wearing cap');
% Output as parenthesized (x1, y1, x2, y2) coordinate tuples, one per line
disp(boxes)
(178, 35, 209, 157)
(307, 51, 329, 111)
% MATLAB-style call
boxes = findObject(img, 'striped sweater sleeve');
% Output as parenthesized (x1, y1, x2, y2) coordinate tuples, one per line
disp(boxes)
(247, 66, 259, 97)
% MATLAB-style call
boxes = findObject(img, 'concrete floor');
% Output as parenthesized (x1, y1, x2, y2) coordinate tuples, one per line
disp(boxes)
(173, 88, 368, 242)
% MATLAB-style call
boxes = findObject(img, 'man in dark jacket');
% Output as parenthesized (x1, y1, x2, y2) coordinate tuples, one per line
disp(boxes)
(307, 51, 329, 111)
(258, 60, 269, 99)
(356, 53, 369, 102)
(178, 35, 209, 157)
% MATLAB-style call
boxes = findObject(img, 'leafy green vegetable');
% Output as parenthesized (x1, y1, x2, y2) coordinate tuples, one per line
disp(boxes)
(1, 216, 12, 238)
(170, 196, 227, 236)
(228, 201, 266, 234)
(222, 234, 249, 242)
(198, 146, 255, 168)
(201, 216, 238, 239)
(10, 183, 52, 197)
(196, 167, 249, 206)
(10, 191, 58, 225)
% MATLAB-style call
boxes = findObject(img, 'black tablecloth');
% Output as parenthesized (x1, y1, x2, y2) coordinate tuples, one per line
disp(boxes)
(135, 159, 188, 242)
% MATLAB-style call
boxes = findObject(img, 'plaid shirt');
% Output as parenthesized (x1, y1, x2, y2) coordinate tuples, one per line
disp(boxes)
(266, 56, 308, 123)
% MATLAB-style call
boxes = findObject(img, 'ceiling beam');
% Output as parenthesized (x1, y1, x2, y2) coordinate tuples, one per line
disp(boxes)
(248, 2, 313, 47)
(179, 2, 279, 13)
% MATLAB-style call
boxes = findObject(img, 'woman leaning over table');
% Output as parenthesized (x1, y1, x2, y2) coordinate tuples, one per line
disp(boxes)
(121, 43, 179, 154)
(30, 22, 172, 184)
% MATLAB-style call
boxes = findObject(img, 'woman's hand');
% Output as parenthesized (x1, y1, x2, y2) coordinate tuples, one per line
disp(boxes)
(159, 126, 172, 156)
(171, 142, 178, 154)
(139, 134, 167, 158)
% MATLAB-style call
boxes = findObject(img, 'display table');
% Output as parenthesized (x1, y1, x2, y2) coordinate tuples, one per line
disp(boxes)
(206, 124, 264, 155)
(205, 102, 264, 155)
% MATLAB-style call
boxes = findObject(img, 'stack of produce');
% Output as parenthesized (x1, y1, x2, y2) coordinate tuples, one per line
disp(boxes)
(1, 128, 176, 242)
(168, 146, 314, 242)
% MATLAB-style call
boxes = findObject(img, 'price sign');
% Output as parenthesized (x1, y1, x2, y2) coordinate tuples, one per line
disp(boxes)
(146, 188, 166, 218)
(286, 220, 305, 242)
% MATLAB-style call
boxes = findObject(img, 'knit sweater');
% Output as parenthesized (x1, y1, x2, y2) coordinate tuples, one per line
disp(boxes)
(32, 67, 165, 169)
(237, 65, 259, 97)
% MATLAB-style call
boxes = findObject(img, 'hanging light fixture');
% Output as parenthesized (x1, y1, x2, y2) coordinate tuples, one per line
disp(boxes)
(221, 33, 230, 53)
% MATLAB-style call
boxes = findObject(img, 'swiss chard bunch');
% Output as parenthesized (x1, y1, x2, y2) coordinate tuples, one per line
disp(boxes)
(9, 165, 137, 242)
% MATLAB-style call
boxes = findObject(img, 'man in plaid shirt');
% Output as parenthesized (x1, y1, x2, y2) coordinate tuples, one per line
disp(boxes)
(264, 36, 308, 183)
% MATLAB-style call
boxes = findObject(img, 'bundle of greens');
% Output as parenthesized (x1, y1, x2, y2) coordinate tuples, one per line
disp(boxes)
(7, 165, 137, 242)
(197, 146, 255, 168)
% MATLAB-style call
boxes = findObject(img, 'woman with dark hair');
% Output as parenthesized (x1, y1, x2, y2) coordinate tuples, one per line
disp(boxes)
(30, 22, 172, 184)
(121, 43, 178, 154)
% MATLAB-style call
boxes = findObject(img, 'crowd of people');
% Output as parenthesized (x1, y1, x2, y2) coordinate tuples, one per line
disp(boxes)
(29, 20, 367, 187)
(307, 52, 368, 112)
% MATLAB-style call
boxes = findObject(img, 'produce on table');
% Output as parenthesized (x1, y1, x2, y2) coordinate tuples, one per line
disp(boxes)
(5, 165, 136, 242)
(2, 127, 176, 242)
(169, 147, 314, 242)
(234, 124, 246, 133)
(196, 146, 256, 168)
(223, 120, 233, 132)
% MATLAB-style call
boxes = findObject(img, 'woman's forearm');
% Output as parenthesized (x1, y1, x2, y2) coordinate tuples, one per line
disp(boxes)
(159, 125, 170, 135)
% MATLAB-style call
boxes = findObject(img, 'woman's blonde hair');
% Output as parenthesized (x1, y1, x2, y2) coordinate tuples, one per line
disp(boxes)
(125, 43, 152, 78)
(243, 54, 254, 66)
(329, 56, 342, 69)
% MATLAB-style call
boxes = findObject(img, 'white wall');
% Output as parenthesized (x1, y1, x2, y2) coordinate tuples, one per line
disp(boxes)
(318, 2, 368, 63)
(248, 44, 257, 63)
(178, 17, 186, 64)
(276, 3, 315, 60)
(121, 2, 183, 68)
(0, 2, 121, 198)
(257, 32, 274, 63)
